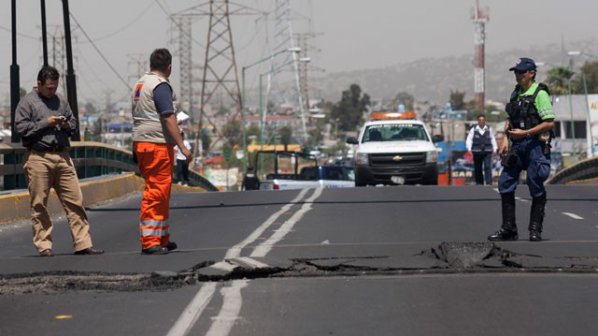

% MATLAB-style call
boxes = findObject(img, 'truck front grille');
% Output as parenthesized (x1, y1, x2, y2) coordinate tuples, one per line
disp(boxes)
(369, 152, 426, 168)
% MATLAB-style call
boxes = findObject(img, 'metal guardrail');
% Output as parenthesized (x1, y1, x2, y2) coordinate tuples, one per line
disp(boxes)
(0, 141, 218, 192)
(547, 156, 598, 184)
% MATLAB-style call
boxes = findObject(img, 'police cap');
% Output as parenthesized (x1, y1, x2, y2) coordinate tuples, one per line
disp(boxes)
(509, 58, 537, 72)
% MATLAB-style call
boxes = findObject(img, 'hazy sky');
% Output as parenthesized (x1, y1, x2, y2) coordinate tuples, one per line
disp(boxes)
(1, 0, 598, 105)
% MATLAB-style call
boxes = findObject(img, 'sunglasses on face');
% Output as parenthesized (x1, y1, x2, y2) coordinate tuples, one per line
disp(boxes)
(514, 70, 528, 75)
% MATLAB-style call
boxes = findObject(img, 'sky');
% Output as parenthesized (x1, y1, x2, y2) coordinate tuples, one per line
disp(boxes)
(1, 0, 598, 107)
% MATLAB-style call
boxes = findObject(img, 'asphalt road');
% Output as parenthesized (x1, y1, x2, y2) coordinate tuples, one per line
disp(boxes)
(1, 185, 597, 336)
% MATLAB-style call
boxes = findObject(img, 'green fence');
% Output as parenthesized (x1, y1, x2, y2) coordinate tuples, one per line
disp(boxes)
(0, 141, 218, 192)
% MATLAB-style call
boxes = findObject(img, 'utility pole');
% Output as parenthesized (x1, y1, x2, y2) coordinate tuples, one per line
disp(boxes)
(61, 0, 80, 140)
(472, 0, 489, 112)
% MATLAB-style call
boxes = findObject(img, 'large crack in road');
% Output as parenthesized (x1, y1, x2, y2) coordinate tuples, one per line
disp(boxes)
(3, 242, 598, 295)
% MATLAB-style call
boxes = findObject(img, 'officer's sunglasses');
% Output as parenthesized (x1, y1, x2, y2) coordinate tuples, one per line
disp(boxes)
(514, 69, 528, 75)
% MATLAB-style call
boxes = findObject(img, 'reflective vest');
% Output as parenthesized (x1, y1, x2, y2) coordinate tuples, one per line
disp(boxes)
(131, 72, 178, 144)
(471, 127, 493, 153)
(505, 83, 549, 131)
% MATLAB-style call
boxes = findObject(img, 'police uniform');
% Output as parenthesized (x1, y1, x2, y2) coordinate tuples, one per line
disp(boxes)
(489, 58, 555, 242)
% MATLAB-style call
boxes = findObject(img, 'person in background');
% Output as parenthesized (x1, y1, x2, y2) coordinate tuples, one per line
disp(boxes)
(174, 132, 192, 185)
(132, 48, 192, 255)
(15, 65, 104, 257)
(466, 114, 497, 185)
(488, 57, 555, 242)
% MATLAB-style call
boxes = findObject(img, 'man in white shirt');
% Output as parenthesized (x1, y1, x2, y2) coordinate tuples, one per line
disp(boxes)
(174, 132, 192, 185)
(466, 114, 497, 185)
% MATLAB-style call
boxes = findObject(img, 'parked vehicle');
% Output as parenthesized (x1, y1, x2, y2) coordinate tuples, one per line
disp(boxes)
(243, 150, 354, 190)
(346, 111, 443, 186)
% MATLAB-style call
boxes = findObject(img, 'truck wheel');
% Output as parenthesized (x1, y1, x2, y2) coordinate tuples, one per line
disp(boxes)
(355, 176, 367, 187)
(423, 177, 438, 185)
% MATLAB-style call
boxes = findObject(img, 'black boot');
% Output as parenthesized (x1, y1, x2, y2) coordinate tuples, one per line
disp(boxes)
(488, 192, 518, 241)
(529, 194, 546, 241)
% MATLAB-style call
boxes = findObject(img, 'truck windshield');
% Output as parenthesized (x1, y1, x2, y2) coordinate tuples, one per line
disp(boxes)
(362, 124, 429, 143)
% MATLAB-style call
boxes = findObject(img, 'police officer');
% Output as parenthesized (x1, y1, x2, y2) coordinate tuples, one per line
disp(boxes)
(488, 57, 555, 242)
(466, 114, 497, 185)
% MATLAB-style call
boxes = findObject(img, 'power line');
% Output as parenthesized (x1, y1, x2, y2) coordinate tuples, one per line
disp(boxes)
(68, 12, 131, 90)
(76, 1, 156, 44)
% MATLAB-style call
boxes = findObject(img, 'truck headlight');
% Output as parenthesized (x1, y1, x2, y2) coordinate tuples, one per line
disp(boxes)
(425, 150, 437, 163)
(355, 153, 369, 165)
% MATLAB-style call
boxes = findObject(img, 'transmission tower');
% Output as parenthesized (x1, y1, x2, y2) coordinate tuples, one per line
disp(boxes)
(49, 25, 67, 94)
(173, 1, 262, 156)
(270, 0, 308, 142)
(170, 15, 194, 115)
(472, 0, 489, 111)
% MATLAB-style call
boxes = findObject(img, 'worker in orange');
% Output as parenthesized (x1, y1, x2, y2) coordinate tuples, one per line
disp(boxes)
(131, 48, 192, 254)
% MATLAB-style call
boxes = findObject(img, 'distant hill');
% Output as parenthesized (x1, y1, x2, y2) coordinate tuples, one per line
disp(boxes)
(312, 39, 598, 105)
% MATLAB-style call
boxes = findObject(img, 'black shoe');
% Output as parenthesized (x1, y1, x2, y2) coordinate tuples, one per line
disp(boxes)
(488, 229, 519, 241)
(141, 246, 169, 255)
(74, 247, 104, 255)
(166, 242, 178, 251)
(39, 249, 54, 257)
(529, 231, 542, 242)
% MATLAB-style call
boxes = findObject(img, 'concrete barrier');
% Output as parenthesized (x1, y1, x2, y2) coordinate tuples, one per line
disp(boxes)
(0, 172, 145, 224)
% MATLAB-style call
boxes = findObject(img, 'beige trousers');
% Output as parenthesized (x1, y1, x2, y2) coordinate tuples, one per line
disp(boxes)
(23, 150, 93, 252)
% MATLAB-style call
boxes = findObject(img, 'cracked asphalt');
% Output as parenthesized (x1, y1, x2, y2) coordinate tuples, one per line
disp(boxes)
(1, 185, 598, 335)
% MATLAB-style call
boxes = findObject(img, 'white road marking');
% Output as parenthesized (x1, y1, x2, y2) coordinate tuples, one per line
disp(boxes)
(234, 257, 270, 269)
(224, 189, 310, 259)
(206, 280, 249, 336)
(166, 189, 316, 336)
(321, 240, 330, 245)
(251, 188, 323, 257)
(165, 282, 217, 336)
(562, 212, 584, 220)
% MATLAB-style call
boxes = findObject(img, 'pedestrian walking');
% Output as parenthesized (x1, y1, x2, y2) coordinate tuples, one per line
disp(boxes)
(488, 57, 555, 242)
(15, 65, 104, 257)
(466, 114, 497, 185)
(132, 48, 192, 255)
(174, 132, 192, 185)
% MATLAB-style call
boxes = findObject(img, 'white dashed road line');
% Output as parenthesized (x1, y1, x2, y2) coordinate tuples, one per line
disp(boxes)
(165, 282, 217, 336)
(166, 188, 322, 336)
(562, 212, 584, 220)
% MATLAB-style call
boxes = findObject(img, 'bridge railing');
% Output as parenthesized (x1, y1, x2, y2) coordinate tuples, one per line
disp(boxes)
(0, 142, 218, 192)
(547, 156, 598, 184)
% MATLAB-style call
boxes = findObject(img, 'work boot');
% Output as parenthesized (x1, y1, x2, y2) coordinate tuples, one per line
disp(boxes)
(166, 241, 178, 251)
(141, 245, 169, 255)
(488, 192, 518, 241)
(529, 194, 547, 242)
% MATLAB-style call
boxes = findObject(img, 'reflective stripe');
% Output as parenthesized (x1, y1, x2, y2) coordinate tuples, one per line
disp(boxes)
(139, 219, 169, 237)
(140, 228, 168, 236)
(140, 219, 168, 228)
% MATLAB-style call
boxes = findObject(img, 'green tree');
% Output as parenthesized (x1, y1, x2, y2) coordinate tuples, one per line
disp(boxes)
(223, 120, 241, 148)
(278, 126, 293, 145)
(330, 84, 371, 132)
(449, 90, 466, 110)
(544, 67, 575, 95)
(572, 61, 598, 94)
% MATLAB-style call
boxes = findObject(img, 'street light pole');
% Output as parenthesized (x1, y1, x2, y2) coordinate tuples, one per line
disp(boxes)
(568, 50, 596, 158)
(240, 47, 301, 174)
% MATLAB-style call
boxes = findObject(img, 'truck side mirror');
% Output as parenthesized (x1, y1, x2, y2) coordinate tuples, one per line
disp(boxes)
(432, 134, 444, 143)
(346, 137, 358, 145)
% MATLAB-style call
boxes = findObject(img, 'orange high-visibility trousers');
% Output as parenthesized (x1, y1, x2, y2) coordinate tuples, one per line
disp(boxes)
(134, 142, 175, 250)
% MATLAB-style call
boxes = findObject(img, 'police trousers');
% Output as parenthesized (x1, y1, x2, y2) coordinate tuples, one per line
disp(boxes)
(498, 138, 551, 198)
(134, 142, 174, 249)
(23, 150, 93, 252)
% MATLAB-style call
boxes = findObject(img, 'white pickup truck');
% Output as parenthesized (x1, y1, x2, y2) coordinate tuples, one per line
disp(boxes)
(346, 111, 443, 186)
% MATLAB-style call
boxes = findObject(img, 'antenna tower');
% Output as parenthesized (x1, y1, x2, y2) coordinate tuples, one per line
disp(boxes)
(472, 0, 489, 111)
